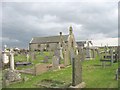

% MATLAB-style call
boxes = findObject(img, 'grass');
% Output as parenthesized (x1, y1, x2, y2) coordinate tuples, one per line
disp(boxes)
(7, 55, 118, 88)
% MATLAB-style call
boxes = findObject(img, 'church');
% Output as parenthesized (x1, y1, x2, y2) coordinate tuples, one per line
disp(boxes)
(29, 26, 81, 52)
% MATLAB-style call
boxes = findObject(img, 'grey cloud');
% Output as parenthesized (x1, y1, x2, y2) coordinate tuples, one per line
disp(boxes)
(2, 2, 118, 48)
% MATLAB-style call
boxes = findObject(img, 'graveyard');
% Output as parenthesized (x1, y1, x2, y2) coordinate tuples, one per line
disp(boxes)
(3, 54, 118, 88)
(1, 26, 119, 88)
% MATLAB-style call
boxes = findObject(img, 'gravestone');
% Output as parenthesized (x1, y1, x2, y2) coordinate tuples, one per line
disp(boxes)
(30, 52, 35, 60)
(72, 48, 82, 86)
(91, 49, 95, 58)
(110, 48, 113, 64)
(43, 56, 48, 63)
(60, 47, 63, 59)
(80, 47, 85, 61)
(2, 45, 9, 64)
(96, 49, 100, 57)
(26, 53, 29, 61)
(10, 49, 14, 70)
(52, 55, 59, 69)
(64, 49, 69, 66)
(3, 69, 21, 87)
(104, 46, 108, 58)
(54, 49, 60, 64)
(3, 49, 22, 87)
(86, 47, 91, 58)
(70, 47, 86, 88)
(70, 48, 75, 64)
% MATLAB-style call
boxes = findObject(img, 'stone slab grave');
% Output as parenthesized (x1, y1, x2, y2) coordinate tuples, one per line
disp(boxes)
(15, 62, 32, 67)
(18, 64, 49, 76)
(36, 79, 67, 88)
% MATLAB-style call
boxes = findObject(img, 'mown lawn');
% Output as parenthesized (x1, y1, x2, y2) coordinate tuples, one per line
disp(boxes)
(7, 56, 118, 88)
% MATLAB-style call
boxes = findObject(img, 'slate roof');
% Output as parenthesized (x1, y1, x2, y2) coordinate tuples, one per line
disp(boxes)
(30, 35, 69, 44)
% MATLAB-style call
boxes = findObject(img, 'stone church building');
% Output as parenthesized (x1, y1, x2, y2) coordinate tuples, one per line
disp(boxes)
(29, 26, 78, 52)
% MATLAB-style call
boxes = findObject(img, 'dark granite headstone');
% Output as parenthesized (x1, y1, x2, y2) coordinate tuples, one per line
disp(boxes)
(72, 50, 82, 86)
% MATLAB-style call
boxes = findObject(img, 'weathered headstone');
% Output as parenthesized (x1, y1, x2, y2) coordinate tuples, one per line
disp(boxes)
(60, 47, 63, 59)
(54, 49, 60, 64)
(91, 49, 95, 58)
(104, 46, 108, 58)
(3, 69, 21, 87)
(26, 53, 29, 61)
(70, 48, 75, 64)
(43, 56, 48, 63)
(2, 45, 9, 64)
(52, 55, 59, 69)
(81, 47, 85, 61)
(86, 47, 91, 59)
(64, 49, 69, 66)
(30, 52, 35, 60)
(72, 48, 82, 86)
(110, 48, 113, 65)
(96, 49, 100, 57)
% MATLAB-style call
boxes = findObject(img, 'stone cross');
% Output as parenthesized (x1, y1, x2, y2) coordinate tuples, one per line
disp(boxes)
(72, 48, 82, 86)
(10, 49, 14, 70)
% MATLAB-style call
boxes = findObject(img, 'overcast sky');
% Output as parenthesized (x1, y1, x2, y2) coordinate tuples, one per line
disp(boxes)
(1, 0, 118, 49)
